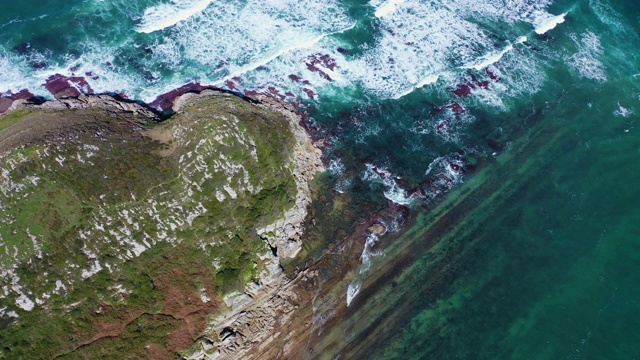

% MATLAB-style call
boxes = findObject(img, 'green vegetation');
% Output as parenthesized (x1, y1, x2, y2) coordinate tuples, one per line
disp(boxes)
(0, 94, 298, 359)
(0, 109, 29, 132)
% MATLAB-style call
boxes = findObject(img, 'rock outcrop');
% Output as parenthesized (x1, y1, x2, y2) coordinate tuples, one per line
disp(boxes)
(8, 94, 158, 120)
(253, 95, 325, 259)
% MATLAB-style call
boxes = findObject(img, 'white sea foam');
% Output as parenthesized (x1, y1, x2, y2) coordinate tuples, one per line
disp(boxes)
(0, 50, 47, 95)
(462, 44, 514, 71)
(3, 0, 557, 106)
(613, 103, 632, 117)
(533, 11, 567, 35)
(463, 36, 531, 72)
(215, 27, 354, 87)
(362, 164, 422, 205)
(346, 280, 361, 306)
(424, 154, 464, 189)
(136, 0, 214, 34)
(239, 0, 556, 101)
(394, 74, 440, 99)
(328, 158, 346, 176)
(567, 32, 607, 82)
(347, 2, 485, 98)
(339, 0, 553, 99)
(589, 0, 625, 32)
(372, 0, 405, 18)
(383, 181, 415, 206)
(149, 0, 354, 93)
(360, 233, 381, 274)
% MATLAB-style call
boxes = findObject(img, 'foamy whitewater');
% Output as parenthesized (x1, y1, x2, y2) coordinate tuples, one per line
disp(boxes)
(136, 0, 215, 34)
(1, 0, 564, 103)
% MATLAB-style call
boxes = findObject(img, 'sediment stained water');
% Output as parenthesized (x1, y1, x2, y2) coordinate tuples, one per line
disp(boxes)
(1, 0, 640, 358)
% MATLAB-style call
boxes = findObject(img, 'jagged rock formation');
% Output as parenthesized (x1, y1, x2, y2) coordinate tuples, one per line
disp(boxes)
(8, 94, 158, 119)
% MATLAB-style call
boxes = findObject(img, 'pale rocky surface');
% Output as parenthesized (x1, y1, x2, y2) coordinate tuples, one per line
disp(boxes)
(253, 94, 325, 259)
(8, 94, 158, 119)
(176, 90, 325, 260)
(187, 264, 316, 360)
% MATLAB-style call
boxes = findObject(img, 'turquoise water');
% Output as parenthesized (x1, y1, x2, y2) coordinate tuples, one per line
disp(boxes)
(369, 79, 640, 359)
(2, 0, 640, 358)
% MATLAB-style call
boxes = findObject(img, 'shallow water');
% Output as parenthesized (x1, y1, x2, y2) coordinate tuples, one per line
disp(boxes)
(1, 0, 640, 358)
(368, 79, 640, 359)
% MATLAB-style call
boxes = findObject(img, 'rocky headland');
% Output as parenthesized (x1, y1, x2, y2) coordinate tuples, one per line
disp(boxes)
(0, 89, 325, 359)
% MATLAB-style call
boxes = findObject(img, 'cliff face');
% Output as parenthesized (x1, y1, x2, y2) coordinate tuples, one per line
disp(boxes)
(0, 91, 323, 359)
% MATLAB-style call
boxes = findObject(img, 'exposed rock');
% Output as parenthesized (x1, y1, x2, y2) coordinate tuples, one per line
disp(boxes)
(150, 83, 223, 111)
(0, 90, 322, 359)
(44, 74, 94, 98)
(368, 223, 387, 236)
(8, 94, 159, 120)
(252, 94, 325, 259)
(187, 256, 309, 360)
(36, 89, 328, 360)
(0, 89, 35, 114)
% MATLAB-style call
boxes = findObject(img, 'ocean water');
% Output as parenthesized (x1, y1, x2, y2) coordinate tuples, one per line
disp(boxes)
(1, 0, 640, 358)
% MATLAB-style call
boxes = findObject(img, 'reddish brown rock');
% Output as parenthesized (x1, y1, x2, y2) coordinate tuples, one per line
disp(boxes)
(304, 53, 338, 82)
(44, 74, 94, 98)
(452, 83, 472, 97)
(444, 102, 465, 114)
(486, 67, 501, 81)
(0, 89, 35, 114)
(0, 98, 14, 114)
(149, 82, 222, 111)
(302, 88, 315, 99)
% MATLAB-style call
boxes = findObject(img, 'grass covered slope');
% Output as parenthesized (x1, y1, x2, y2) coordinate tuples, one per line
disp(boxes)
(0, 92, 302, 359)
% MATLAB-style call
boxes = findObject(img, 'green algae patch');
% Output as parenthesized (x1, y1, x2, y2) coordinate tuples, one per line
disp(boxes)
(0, 94, 300, 359)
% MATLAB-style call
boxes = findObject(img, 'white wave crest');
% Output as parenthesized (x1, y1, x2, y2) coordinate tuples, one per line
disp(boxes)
(0, 50, 46, 95)
(613, 103, 632, 117)
(533, 11, 568, 35)
(136, 0, 214, 34)
(362, 164, 422, 206)
(4, 0, 558, 106)
(346, 280, 361, 307)
(372, 0, 405, 18)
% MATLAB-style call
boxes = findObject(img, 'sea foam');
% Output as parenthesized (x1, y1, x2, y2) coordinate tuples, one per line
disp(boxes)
(567, 32, 607, 82)
(135, 0, 214, 34)
(372, 0, 405, 17)
(2, 0, 558, 109)
(533, 11, 568, 35)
